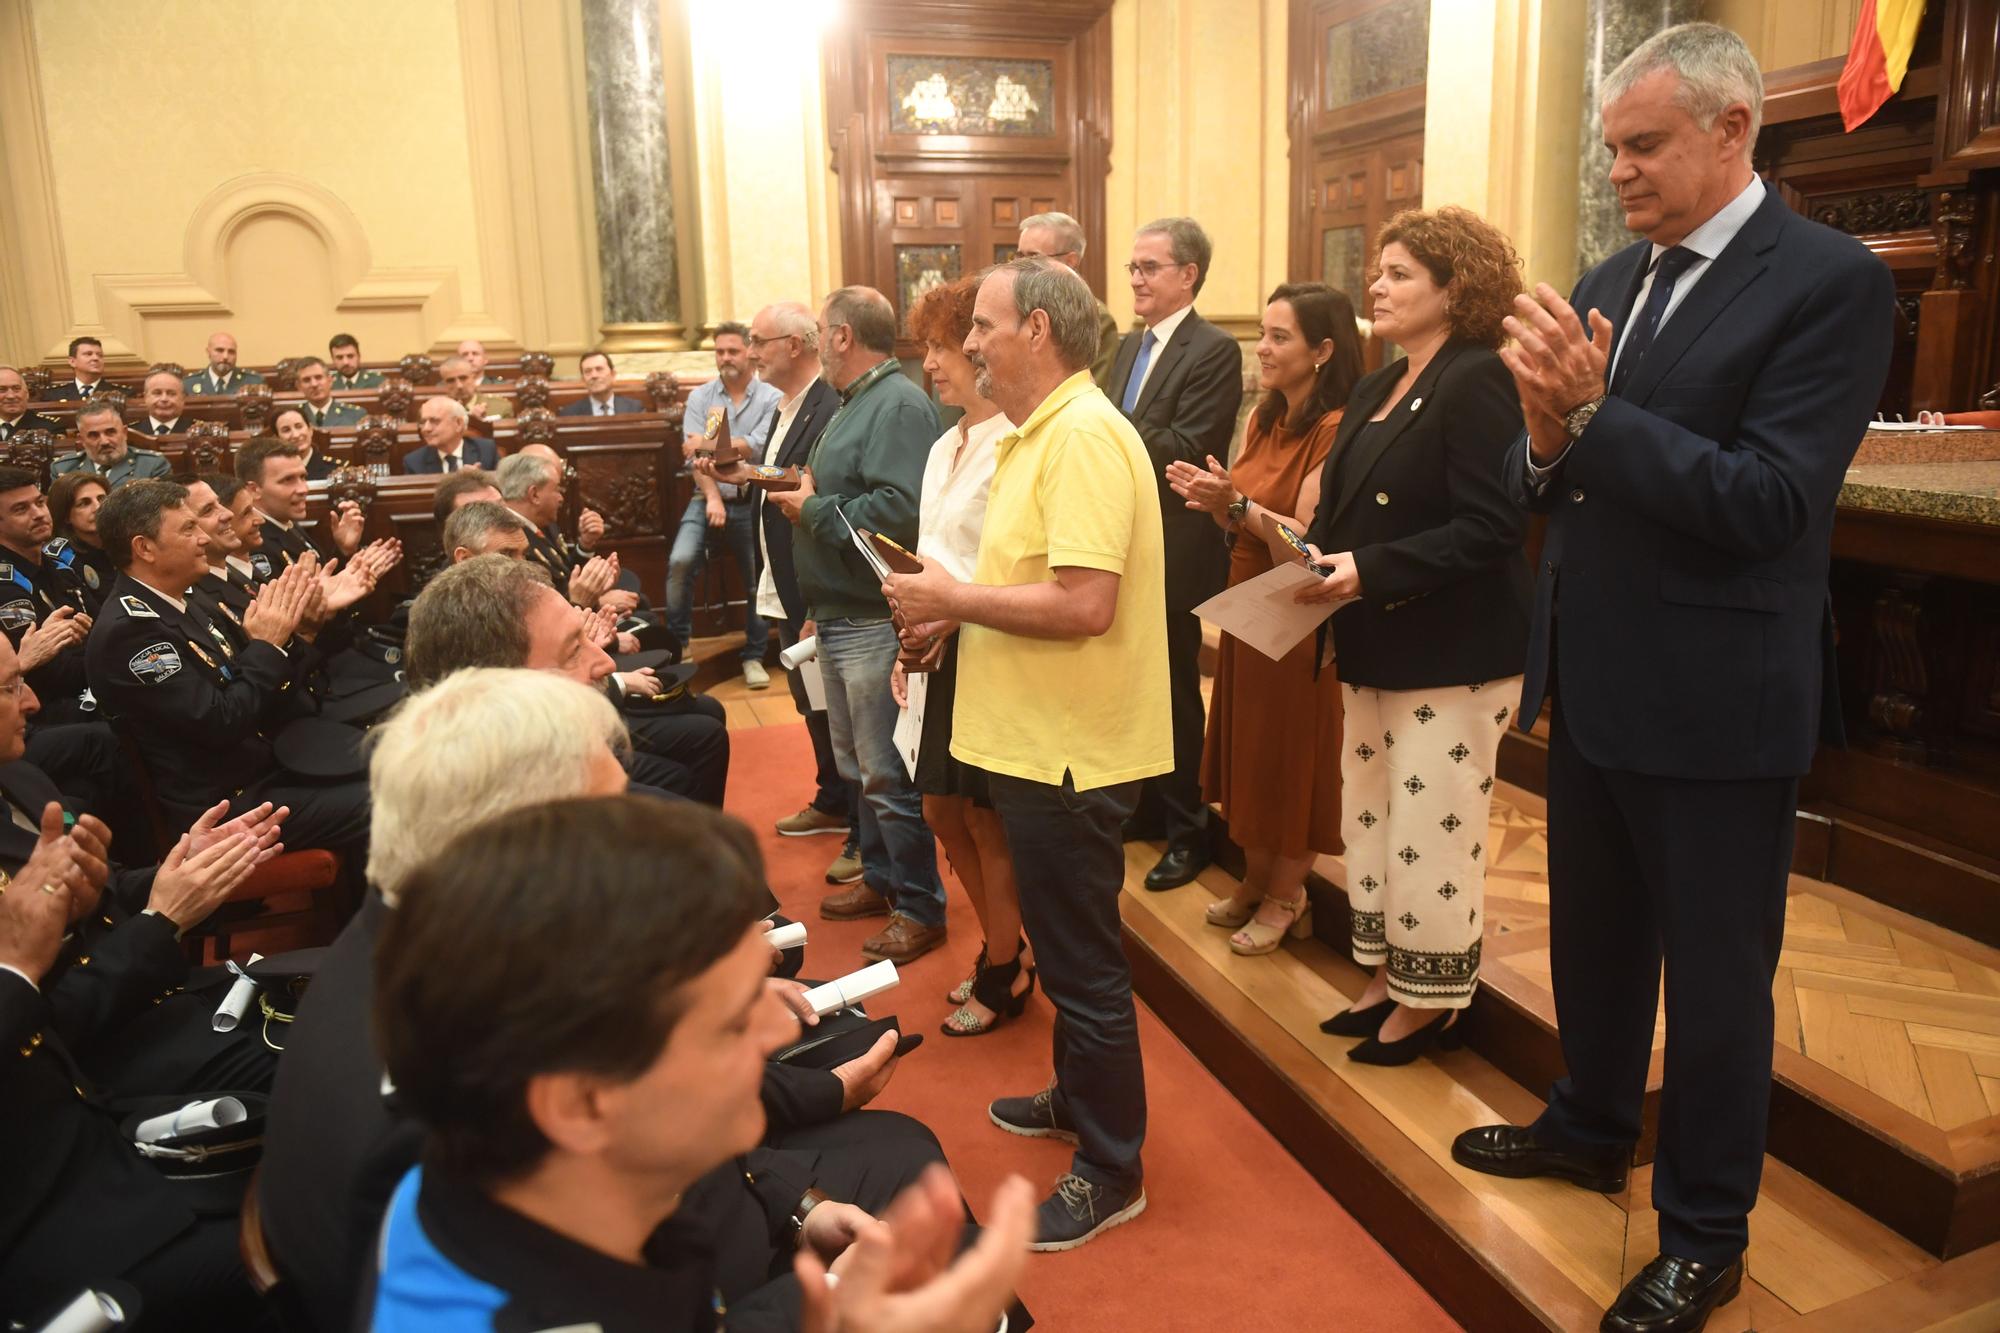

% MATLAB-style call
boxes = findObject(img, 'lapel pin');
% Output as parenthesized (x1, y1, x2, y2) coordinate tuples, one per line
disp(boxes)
(1410, 397, 1423, 411)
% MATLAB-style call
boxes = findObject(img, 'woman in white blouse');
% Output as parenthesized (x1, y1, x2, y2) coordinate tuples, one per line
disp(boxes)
(890, 275, 1032, 1036)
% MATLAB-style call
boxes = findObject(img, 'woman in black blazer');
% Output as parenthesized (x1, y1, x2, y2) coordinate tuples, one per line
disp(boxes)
(1297, 207, 1533, 1065)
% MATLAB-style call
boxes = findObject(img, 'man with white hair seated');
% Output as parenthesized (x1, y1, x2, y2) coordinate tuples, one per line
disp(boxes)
(261, 670, 908, 1333)
(439, 497, 532, 564)
(403, 395, 500, 474)
(260, 670, 637, 1333)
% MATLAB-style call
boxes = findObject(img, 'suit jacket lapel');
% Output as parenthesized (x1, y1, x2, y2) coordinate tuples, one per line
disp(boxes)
(1327, 343, 1468, 526)
(1131, 312, 1200, 420)
(1620, 192, 1785, 406)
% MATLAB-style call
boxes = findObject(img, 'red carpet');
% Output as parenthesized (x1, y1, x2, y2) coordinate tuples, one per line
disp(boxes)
(727, 723, 1457, 1331)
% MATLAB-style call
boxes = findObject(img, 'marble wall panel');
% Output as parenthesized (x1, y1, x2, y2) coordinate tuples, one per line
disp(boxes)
(1574, 0, 1699, 273)
(580, 0, 681, 326)
(1323, 0, 1430, 111)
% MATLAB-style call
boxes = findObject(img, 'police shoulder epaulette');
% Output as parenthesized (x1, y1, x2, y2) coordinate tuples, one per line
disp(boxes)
(119, 594, 159, 618)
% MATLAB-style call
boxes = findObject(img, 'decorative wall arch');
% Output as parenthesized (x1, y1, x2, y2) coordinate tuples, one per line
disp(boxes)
(182, 173, 374, 300)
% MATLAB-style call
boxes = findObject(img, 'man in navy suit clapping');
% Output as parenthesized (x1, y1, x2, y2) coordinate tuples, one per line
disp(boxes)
(1452, 23, 1895, 1333)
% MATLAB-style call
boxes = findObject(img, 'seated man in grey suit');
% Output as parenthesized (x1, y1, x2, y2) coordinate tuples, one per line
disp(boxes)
(402, 396, 499, 473)
(557, 348, 647, 417)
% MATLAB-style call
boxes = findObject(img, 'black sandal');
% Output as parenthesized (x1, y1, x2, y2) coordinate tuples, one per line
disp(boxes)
(941, 954, 1034, 1037)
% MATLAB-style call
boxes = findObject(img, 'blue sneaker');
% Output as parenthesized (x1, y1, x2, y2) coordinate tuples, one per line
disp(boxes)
(1027, 1173, 1147, 1251)
(987, 1083, 1078, 1145)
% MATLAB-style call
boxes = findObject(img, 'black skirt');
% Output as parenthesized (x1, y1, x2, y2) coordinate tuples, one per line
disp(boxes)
(913, 635, 991, 806)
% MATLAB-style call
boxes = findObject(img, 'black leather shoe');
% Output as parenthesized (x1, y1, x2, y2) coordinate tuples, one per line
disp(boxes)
(1601, 1254, 1741, 1332)
(1450, 1123, 1630, 1193)
(1143, 847, 1208, 891)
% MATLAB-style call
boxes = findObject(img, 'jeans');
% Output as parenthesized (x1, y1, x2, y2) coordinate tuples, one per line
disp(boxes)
(666, 494, 768, 661)
(776, 616, 851, 820)
(988, 769, 1145, 1192)
(816, 617, 944, 926)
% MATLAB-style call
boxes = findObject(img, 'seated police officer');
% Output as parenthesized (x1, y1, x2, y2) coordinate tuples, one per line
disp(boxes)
(362, 793, 1029, 1333)
(50, 402, 172, 488)
(0, 466, 94, 725)
(0, 645, 265, 1329)
(235, 437, 366, 578)
(81, 479, 370, 863)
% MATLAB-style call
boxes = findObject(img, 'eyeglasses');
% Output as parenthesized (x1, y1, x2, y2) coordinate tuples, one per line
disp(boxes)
(1124, 260, 1188, 279)
(0, 677, 26, 701)
(746, 334, 796, 349)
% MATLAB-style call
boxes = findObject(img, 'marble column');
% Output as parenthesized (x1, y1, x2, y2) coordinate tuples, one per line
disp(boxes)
(1574, 0, 1699, 273)
(580, 0, 689, 351)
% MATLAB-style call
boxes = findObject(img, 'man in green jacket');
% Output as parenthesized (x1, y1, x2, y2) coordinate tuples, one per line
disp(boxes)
(766, 287, 947, 964)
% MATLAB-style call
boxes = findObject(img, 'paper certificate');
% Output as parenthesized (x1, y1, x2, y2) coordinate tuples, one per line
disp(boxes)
(1193, 561, 1355, 662)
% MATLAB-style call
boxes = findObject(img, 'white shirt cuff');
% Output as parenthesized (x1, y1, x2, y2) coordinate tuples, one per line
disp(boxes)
(1524, 435, 1572, 490)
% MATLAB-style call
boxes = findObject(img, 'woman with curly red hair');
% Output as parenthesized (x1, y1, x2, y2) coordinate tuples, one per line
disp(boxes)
(1295, 206, 1534, 1065)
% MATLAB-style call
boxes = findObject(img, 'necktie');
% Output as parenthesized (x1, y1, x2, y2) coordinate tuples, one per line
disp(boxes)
(1121, 329, 1157, 414)
(1609, 246, 1698, 399)
(444, 454, 459, 473)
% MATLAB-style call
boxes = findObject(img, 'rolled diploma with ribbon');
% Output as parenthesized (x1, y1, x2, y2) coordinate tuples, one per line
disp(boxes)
(134, 1096, 246, 1145)
(212, 953, 263, 1032)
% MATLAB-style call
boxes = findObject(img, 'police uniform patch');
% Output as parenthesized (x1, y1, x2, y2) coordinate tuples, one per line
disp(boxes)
(83, 567, 99, 590)
(128, 642, 181, 684)
(0, 564, 12, 582)
(250, 553, 273, 580)
(0, 599, 32, 631)
(119, 595, 159, 618)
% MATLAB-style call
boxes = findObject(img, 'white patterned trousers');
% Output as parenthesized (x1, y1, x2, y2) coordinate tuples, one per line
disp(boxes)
(1340, 677, 1522, 1009)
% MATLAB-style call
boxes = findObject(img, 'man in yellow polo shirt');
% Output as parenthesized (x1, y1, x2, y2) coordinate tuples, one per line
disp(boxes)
(882, 256, 1171, 1251)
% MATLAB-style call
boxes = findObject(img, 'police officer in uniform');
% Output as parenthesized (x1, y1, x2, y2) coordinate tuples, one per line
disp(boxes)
(292, 355, 366, 430)
(0, 466, 96, 727)
(235, 438, 365, 580)
(82, 479, 370, 863)
(50, 403, 172, 489)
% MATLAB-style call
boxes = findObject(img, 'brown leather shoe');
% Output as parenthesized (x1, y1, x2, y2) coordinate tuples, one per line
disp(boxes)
(820, 883, 891, 921)
(862, 913, 946, 964)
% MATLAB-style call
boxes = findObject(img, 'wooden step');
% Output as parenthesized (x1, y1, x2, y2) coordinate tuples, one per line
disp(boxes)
(1189, 780, 2000, 1258)
(1120, 848, 2000, 1331)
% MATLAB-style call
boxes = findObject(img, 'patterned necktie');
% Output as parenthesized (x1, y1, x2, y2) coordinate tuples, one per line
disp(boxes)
(1609, 246, 1699, 399)
(444, 454, 459, 473)
(1121, 329, 1157, 414)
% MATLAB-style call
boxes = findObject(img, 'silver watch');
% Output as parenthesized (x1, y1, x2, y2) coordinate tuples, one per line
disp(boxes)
(1563, 395, 1607, 440)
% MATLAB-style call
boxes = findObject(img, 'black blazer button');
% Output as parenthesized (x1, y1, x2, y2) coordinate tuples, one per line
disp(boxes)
(1569, 489, 1585, 503)
(1545, 560, 1555, 574)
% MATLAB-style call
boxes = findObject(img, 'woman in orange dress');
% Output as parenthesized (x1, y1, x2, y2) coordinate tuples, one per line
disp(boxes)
(1167, 282, 1364, 953)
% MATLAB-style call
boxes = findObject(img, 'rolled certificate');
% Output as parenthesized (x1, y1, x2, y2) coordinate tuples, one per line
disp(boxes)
(37, 1288, 131, 1333)
(212, 974, 259, 1032)
(779, 635, 817, 669)
(800, 960, 899, 1017)
(763, 921, 808, 951)
(134, 1096, 246, 1145)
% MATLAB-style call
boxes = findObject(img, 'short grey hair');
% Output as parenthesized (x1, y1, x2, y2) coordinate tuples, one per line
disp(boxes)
(823, 286, 898, 355)
(365, 667, 627, 901)
(1602, 21, 1764, 153)
(439, 355, 472, 376)
(441, 498, 531, 555)
(999, 257, 1101, 372)
(75, 400, 123, 427)
(1137, 216, 1214, 297)
(764, 301, 819, 350)
(1020, 210, 1086, 258)
(404, 554, 556, 688)
(495, 450, 557, 500)
(143, 369, 182, 391)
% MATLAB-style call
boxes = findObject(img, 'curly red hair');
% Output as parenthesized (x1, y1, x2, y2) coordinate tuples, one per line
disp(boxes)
(1375, 207, 1523, 349)
(908, 274, 980, 350)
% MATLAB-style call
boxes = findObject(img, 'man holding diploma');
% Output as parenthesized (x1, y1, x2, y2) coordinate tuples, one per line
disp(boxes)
(883, 257, 1171, 1251)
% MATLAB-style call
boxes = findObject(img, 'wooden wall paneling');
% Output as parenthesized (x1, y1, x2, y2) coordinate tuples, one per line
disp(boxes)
(1289, 0, 1428, 372)
(1937, 0, 2000, 171)
(824, 1, 1114, 354)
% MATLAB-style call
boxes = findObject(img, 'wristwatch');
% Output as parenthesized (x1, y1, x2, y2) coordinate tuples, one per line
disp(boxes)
(791, 1186, 830, 1242)
(1563, 395, 1607, 440)
(1226, 496, 1251, 525)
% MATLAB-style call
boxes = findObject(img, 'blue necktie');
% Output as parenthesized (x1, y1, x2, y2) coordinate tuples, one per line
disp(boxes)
(1609, 245, 1698, 399)
(1121, 329, 1157, 413)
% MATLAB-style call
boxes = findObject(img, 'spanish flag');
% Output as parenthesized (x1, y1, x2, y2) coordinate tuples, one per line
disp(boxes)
(1837, 0, 1927, 131)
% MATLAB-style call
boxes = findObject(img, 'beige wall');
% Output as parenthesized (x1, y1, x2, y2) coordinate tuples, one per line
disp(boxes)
(1705, 0, 1862, 69)
(0, 0, 599, 372)
(1423, 0, 1588, 294)
(1105, 0, 1291, 334)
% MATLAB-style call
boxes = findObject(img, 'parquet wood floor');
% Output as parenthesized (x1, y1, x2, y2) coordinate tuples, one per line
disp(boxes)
(1122, 851, 2000, 1330)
